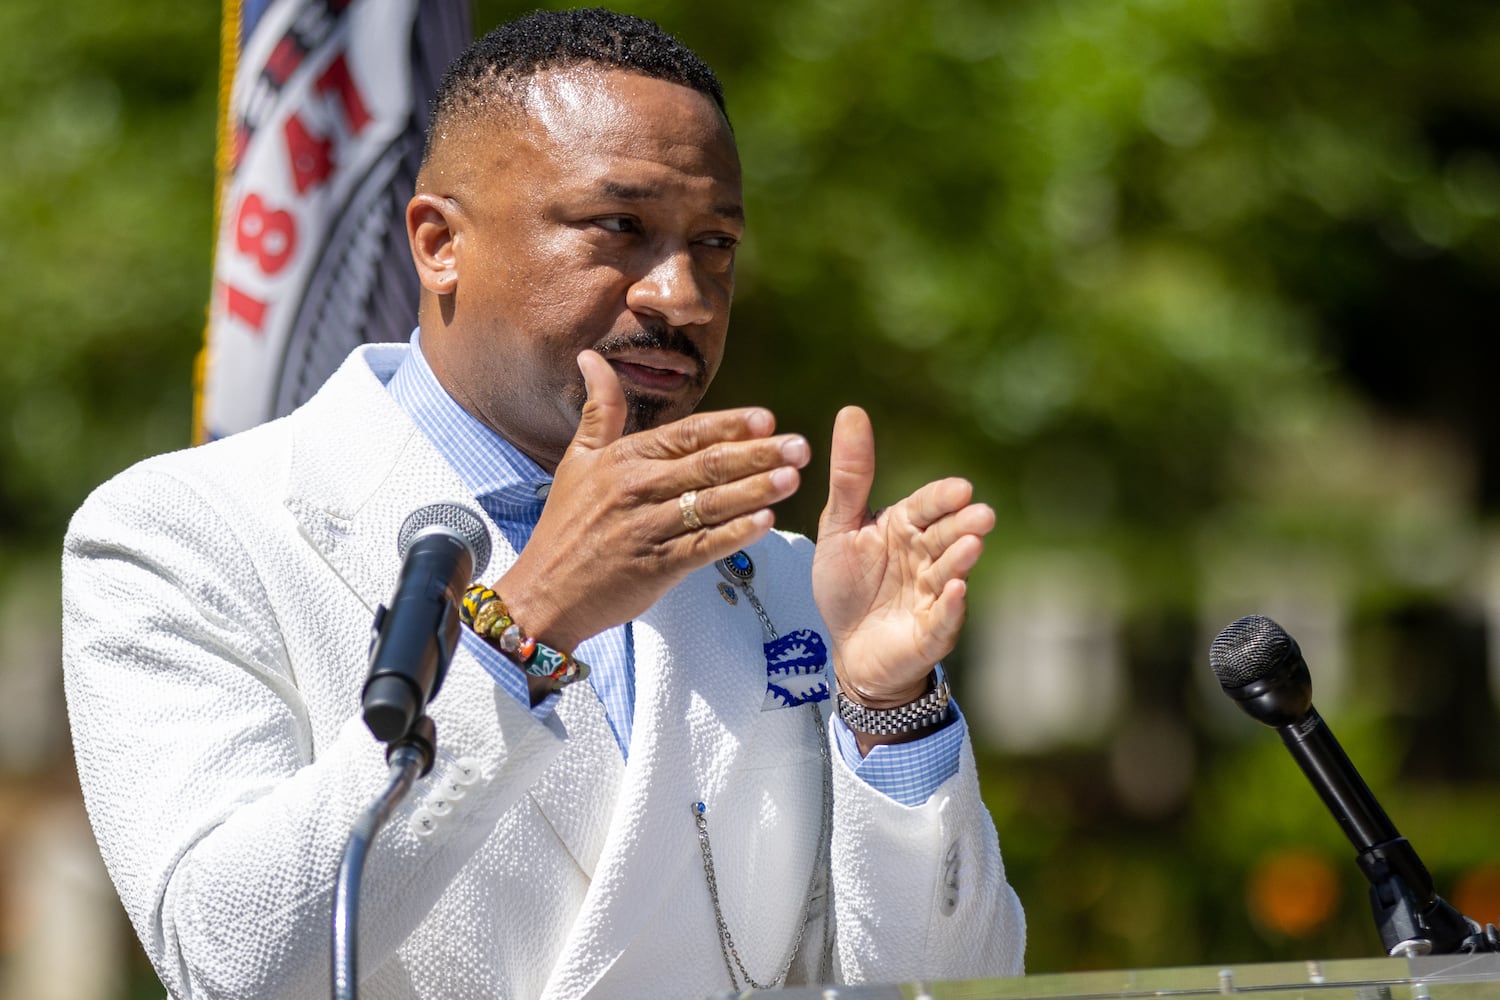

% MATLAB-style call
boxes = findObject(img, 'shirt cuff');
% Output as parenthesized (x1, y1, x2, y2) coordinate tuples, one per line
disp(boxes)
(832, 700, 967, 807)
(458, 630, 560, 719)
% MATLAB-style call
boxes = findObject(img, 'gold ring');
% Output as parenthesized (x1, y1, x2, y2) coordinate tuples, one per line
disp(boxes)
(679, 489, 704, 531)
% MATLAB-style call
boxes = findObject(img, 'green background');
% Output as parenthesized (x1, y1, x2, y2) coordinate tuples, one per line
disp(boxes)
(3, 0, 1500, 994)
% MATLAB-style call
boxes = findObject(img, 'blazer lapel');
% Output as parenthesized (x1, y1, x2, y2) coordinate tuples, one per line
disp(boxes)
(527, 680, 623, 880)
(281, 345, 477, 612)
(542, 559, 784, 1000)
(279, 345, 622, 879)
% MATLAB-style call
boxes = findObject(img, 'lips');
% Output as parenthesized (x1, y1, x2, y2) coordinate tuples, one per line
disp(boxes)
(603, 349, 697, 392)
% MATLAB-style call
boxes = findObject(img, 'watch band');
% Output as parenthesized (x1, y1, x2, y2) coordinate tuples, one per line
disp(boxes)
(835, 666, 952, 736)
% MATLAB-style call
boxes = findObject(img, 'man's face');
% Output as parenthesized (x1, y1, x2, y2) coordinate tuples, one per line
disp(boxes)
(419, 66, 744, 472)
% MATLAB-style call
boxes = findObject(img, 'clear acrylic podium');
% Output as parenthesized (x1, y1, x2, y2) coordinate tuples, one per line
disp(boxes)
(707, 954, 1500, 999)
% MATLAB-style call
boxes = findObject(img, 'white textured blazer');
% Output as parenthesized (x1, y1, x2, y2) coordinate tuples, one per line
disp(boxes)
(62, 345, 1025, 1000)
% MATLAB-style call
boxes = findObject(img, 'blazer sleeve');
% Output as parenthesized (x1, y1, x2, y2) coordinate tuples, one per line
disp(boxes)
(827, 724, 1027, 983)
(62, 464, 565, 1000)
(763, 530, 1025, 985)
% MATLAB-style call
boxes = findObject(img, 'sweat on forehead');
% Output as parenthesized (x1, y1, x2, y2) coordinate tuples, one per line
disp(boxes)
(418, 66, 736, 198)
(422, 7, 727, 165)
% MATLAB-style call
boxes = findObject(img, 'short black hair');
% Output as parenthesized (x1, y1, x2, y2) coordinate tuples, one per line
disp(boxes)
(426, 7, 726, 156)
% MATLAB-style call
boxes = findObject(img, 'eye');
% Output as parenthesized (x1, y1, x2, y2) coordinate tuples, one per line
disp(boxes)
(698, 234, 740, 251)
(593, 216, 639, 234)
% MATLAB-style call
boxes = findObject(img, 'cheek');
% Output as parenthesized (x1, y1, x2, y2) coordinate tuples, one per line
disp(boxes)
(515, 236, 631, 314)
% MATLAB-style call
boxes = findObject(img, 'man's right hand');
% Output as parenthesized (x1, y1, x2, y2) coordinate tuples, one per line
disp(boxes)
(493, 349, 809, 653)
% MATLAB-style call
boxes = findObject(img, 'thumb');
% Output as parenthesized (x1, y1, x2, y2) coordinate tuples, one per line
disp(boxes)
(571, 350, 627, 454)
(820, 405, 875, 535)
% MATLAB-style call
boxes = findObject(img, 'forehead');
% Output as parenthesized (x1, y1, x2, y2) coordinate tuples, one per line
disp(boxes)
(491, 66, 742, 202)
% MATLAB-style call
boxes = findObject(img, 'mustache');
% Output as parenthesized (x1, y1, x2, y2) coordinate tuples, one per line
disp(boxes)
(592, 327, 708, 380)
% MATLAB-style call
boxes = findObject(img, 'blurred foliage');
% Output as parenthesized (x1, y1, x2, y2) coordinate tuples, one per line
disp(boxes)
(0, 3, 218, 563)
(4, 0, 1500, 991)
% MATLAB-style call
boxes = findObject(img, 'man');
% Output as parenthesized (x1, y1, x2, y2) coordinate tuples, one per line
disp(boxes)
(63, 9, 1025, 999)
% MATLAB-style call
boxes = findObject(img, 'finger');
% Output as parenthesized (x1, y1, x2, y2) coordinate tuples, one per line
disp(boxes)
(655, 433, 809, 498)
(571, 351, 628, 454)
(920, 533, 986, 595)
(820, 405, 875, 536)
(922, 578, 970, 656)
(679, 508, 778, 564)
(628, 406, 778, 461)
(913, 503, 996, 562)
(897, 477, 975, 531)
(671, 466, 801, 534)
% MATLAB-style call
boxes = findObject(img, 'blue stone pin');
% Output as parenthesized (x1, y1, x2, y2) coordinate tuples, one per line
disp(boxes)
(718, 550, 754, 585)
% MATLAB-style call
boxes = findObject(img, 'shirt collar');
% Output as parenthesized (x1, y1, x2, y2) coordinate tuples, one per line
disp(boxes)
(385, 330, 552, 515)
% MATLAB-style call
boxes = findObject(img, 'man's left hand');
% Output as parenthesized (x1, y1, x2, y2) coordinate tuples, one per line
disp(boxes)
(812, 406, 995, 740)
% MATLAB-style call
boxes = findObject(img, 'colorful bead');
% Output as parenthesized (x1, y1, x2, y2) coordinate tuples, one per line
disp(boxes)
(459, 583, 589, 689)
(532, 644, 566, 675)
(460, 584, 496, 624)
(473, 599, 511, 638)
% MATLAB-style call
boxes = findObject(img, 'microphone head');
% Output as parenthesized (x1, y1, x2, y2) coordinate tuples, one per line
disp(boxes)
(1210, 615, 1296, 687)
(397, 503, 492, 581)
(1209, 614, 1313, 727)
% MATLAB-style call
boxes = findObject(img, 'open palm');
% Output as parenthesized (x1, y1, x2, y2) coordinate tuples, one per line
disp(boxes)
(812, 407, 995, 704)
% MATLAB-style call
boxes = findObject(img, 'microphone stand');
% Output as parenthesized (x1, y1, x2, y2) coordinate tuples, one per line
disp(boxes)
(1279, 711, 1494, 957)
(1211, 616, 1500, 959)
(1358, 836, 1495, 958)
(332, 717, 436, 1000)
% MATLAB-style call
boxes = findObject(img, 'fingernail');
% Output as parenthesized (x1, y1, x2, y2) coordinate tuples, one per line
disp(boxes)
(746, 409, 774, 436)
(771, 467, 798, 491)
(780, 436, 810, 465)
(576, 355, 591, 397)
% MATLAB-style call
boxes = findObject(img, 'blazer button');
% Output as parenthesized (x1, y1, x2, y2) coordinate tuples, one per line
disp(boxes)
(410, 805, 439, 838)
(453, 757, 484, 785)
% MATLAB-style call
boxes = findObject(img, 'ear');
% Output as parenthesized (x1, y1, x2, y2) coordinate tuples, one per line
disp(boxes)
(407, 192, 460, 295)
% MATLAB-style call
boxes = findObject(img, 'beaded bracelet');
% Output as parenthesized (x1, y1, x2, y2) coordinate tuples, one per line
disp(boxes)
(460, 585, 590, 687)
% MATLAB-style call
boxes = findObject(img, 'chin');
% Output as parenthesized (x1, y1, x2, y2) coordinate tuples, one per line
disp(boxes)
(622, 390, 696, 435)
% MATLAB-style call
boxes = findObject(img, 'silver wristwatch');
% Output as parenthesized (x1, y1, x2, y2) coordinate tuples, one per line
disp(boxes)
(835, 664, 952, 736)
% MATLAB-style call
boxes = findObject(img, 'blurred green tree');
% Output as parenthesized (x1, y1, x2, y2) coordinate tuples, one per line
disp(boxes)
(3, 0, 1499, 989)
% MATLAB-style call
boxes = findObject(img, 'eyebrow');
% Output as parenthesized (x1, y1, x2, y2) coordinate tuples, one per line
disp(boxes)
(598, 180, 745, 222)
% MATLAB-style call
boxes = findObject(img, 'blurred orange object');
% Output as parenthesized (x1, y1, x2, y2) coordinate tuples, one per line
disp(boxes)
(1247, 848, 1341, 937)
(1452, 865, 1500, 930)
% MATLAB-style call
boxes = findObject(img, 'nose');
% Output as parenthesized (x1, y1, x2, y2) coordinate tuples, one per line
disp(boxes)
(625, 249, 718, 328)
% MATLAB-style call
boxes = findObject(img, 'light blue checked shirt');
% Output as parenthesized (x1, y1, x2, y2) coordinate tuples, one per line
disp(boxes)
(385, 332, 965, 805)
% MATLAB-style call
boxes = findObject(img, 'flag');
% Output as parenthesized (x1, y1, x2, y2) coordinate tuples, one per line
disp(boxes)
(197, 0, 471, 443)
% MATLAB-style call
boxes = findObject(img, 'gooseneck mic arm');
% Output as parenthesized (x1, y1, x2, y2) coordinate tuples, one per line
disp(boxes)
(333, 736, 429, 1000)
(334, 504, 491, 1000)
(1209, 615, 1491, 957)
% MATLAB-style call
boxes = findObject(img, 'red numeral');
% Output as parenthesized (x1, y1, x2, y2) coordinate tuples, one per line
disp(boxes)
(315, 53, 371, 136)
(235, 192, 297, 273)
(221, 282, 268, 331)
(283, 113, 335, 194)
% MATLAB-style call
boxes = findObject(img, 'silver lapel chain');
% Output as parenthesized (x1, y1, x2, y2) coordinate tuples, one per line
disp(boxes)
(691, 553, 834, 991)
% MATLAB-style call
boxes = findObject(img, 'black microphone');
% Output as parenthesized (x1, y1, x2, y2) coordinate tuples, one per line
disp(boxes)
(1209, 614, 1478, 956)
(363, 504, 492, 744)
